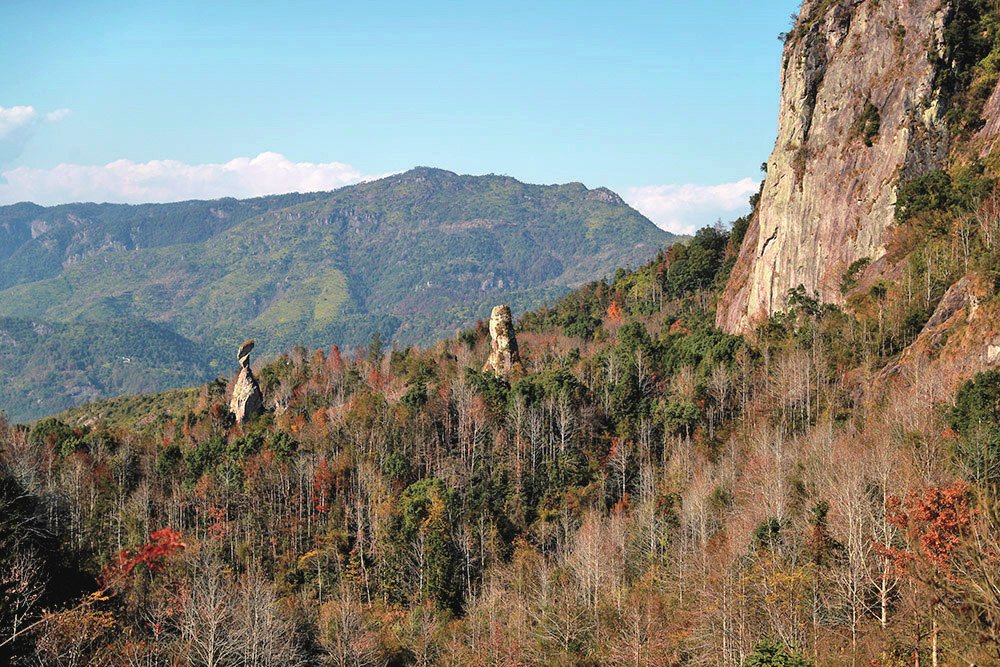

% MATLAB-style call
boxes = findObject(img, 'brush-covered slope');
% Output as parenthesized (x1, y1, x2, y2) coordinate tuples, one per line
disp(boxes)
(10, 208, 1000, 665)
(0, 316, 214, 421)
(0, 168, 676, 421)
(10, 2, 1000, 664)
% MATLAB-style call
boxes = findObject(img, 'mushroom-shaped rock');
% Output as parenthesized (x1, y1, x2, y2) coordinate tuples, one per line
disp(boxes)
(237, 339, 255, 368)
(230, 339, 263, 423)
(482, 305, 521, 379)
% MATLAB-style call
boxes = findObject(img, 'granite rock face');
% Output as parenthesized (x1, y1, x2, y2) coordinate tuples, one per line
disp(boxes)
(230, 339, 263, 423)
(483, 305, 521, 379)
(718, 0, 950, 333)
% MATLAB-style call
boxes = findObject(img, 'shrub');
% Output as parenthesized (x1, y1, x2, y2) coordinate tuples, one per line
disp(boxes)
(853, 99, 881, 146)
(895, 171, 958, 223)
(743, 640, 814, 666)
(30, 418, 76, 450)
(948, 370, 1000, 486)
(839, 257, 871, 295)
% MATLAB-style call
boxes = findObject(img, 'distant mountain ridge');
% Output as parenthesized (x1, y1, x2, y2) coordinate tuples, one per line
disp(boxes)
(0, 167, 678, 421)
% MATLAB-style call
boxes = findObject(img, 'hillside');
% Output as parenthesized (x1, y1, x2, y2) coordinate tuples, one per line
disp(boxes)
(6, 195, 1000, 664)
(0, 169, 677, 421)
(0, 316, 214, 421)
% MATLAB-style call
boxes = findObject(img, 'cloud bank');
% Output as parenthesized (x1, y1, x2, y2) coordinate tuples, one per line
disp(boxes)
(0, 152, 372, 205)
(623, 178, 759, 235)
(0, 105, 71, 164)
(0, 147, 759, 235)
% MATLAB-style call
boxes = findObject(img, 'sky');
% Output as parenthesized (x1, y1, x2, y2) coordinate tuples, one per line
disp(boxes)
(0, 0, 799, 234)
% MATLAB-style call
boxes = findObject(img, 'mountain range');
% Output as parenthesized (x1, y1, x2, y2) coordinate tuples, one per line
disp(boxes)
(0, 167, 678, 421)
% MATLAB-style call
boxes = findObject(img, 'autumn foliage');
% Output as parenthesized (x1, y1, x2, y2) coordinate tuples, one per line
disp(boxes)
(101, 529, 186, 592)
(3, 213, 1000, 665)
(885, 481, 973, 569)
(606, 300, 623, 323)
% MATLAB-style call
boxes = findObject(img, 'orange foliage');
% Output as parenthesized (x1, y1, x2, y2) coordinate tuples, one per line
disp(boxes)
(607, 301, 624, 323)
(611, 492, 631, 515)
(327, 344, 344, 372)
(207, 506, 229, 539)
(313, 459, 335, 512)
(885, 480, 973, 569)
(668, 319, 689, 335)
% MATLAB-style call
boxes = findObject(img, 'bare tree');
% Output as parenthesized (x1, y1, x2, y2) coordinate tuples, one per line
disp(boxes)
(0, 549, 45, 646)
(526, 562, 593, 663)
(976, 193, 1000, 250)
(237, 568, 302, 667)
(319, 587, 384, 667)
(934, 494, 1000, 665)
(177, 556, 241, 667)
(956, 215, 976, 273)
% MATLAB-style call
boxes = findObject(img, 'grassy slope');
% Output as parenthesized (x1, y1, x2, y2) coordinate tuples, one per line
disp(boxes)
(54, 386, 202, 430)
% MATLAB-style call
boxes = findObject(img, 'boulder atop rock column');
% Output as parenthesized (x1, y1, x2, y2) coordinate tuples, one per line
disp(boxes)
(230, 339, 263, 423)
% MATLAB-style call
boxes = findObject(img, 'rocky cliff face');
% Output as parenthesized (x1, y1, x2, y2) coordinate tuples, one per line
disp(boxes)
(875, 274, 1000, 394)
(718, 0, 950, 333)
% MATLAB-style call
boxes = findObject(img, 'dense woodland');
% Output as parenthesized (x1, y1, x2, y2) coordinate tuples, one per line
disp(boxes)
(3, 171, 1000, 666)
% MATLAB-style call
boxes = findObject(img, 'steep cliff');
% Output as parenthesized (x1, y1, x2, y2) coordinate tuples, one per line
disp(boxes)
(718, 0, 953, 332)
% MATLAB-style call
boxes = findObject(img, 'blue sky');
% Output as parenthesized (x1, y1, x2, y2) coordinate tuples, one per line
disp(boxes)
(0, 0, 799, 233)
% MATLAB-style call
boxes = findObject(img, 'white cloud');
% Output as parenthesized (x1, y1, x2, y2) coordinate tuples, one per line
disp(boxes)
(45, 108, 72, 122)
(0, 105, 71, 165)
(623, 178, 759, 235)
(0, 106, 38, 138)
(0, 152, 373, 205)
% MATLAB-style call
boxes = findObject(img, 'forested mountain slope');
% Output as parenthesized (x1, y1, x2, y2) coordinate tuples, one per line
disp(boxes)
(5, 199, 999, 664)
(0, 316, 214, 421)
(0, 169, 676, 421)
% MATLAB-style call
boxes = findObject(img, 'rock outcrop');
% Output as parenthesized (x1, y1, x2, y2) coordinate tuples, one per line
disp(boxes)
(230, 339, 263, 423)
(874, 275, 1000, 393)
(482, 305, 521, 378)
(718, 0, 950, 333)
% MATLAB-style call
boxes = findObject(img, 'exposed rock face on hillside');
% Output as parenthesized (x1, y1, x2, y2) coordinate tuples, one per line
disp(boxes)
(483, 305, 521, 379)
(875, 275, 1000, 394)
(718, 0, 950, 333)
(230, 339, 263, 423)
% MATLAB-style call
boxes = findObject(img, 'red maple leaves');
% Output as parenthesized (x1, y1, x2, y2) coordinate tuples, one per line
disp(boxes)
(101, 528, 186, 592)
(883, 480, 973, 571)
